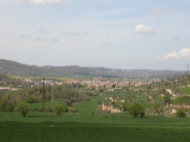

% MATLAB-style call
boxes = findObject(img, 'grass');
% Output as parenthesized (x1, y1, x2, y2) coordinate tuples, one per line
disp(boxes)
(181, 87, 190, 94)
(1, 107, 190, 142)
(1, 117, 190, 142)
(1, 94, 190, 141)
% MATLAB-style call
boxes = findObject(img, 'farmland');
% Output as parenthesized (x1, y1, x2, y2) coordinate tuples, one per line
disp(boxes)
(1, 95, 190, 142)
(1, 118, 190, 142)
(1, 73, 190, 142)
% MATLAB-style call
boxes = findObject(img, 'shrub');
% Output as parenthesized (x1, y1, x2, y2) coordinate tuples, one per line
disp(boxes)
(121, 102, 129, 112)
(176, 109, 186, 118)
(17, 101, 29, 117)
(0, 94, 16, 112)
(129, 103, 145, 118)
(54, 102, 68, 116)
(153, 102, 163, 115)
(25, 95, 39, 104)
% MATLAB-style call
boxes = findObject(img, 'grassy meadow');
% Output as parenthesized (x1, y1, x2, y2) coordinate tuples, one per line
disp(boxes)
(1, 119, 190, 142)
(1, 95, 190, 142)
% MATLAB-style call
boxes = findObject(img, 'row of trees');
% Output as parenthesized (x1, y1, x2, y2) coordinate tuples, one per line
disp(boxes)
(0, 93, 70, 117)
(0, 84, 92, 117)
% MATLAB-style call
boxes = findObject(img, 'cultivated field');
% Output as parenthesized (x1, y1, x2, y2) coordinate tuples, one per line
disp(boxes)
(1, 74, 190, 142)
(1, 96, 190, 142)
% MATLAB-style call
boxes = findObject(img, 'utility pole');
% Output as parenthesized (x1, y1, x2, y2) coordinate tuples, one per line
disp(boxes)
(42, 77, 46, 112)
(51, 82, 54, 104)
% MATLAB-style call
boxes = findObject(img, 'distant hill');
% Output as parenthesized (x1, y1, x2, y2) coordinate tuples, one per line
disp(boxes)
(0, 59, 183, 80)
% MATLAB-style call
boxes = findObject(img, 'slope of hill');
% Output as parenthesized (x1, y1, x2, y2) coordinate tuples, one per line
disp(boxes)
(0, 59, 183, 80)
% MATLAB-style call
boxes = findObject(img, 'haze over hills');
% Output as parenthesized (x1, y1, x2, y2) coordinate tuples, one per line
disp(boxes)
(0, 59, 184, 80)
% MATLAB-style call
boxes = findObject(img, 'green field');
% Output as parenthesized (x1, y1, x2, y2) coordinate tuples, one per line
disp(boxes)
(0, 116, 190, 142)
(181, 87, 190, 94)
(1, 95, 190, 142)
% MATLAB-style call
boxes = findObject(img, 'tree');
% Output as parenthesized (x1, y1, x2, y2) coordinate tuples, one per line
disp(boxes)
(121, 102, 129, 112)
(0, 94, 16, 112)
(17, 101, 29, 117)
(54, 102, 68, 116)
(153, 102, 163, 115)
(162, 90, 171, 107)
(129, 103, 145, 118)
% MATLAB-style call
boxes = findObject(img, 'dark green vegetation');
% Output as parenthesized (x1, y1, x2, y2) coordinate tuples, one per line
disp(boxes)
(128, 103, 145, 118)
(0, 90, 190, 142)
(1, 118, 190, 142)
(1, 94, 190, 142)
(176, 109, 186, 117)
(17, 101, 29, 117)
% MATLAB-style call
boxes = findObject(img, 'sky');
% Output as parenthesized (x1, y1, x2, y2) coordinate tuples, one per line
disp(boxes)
(0, 0, 190, 70)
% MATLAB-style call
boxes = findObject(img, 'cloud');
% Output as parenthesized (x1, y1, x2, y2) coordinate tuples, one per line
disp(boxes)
(173, 37, 183, 41)
(85, 8, 127, 18)
(19, 35, 31, 39)
(47, 35, 60, 41)
(61, 32, 81, 36)
(134, 24, 155, 34)
(0, 0, 68, 5)
(0, 0, 24, 5)
(37, 28, 60, 41)
(163, 48, 190, 59)
(34, 35, 60, 42)
(29, 0, 68, 5)
(151, 8, 171, 14)
(39, 28, 51, 34)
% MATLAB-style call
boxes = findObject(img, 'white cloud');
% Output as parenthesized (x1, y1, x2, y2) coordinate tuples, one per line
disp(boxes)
(0, 0, 23, 5)
(61, 32, 81, 36)
(29, 0, 68, 5)
(34, 34, 60, 42)
(151, 8, 171, 14)
(47, 35, 60, 41)
(85, 8, 127, 18)
(134, 24, 155, 34)
(19, 35, 31, 39)
(163, 48, 190, 59)
(39, 28, 51, 34)
(0, 0, 68, 5)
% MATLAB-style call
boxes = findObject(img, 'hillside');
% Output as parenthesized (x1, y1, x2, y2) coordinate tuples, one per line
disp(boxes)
(0, 59, 183, 80)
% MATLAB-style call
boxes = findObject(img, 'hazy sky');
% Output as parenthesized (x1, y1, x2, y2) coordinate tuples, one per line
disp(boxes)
(0, 0, 190, 70)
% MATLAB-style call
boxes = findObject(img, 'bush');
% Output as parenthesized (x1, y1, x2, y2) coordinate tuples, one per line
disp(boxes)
(153, 102, 163, 115)
(25, 95, 39, 104)
(176, 109, 186, 118)
(0, 94, 16, 112)
(54, 102, 68, 116)
(121, 102, 129, 112)
(17, 101, 29, 117)
(129, 103, 145, 118)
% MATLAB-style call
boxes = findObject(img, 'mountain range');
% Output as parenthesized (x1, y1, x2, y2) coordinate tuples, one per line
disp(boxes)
(0, 59, 184, 80)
